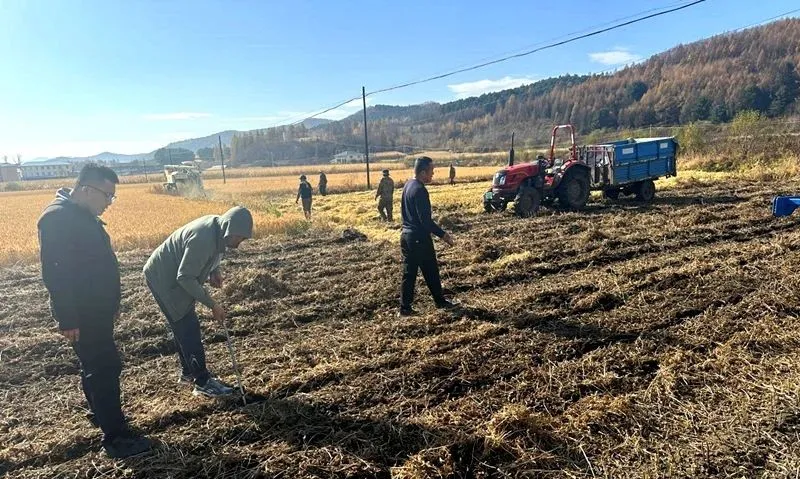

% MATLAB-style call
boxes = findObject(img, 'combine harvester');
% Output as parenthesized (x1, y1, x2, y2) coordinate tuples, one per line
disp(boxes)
(483, 124, 679, 216)
(163, 163, 205, 198)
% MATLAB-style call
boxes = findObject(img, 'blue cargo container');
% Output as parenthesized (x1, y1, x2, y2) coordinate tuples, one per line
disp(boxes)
(582, 136, 678, 201)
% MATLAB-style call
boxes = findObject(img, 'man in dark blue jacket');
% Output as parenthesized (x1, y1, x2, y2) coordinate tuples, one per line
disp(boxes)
(37, 163, 151, 459)
(399, 156, 457, 316)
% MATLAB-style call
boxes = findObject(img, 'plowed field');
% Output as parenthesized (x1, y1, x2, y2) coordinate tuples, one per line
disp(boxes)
(3, 177, 800, 478)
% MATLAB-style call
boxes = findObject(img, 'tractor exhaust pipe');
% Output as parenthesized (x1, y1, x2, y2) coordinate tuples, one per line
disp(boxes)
(508, 132, 515, 166)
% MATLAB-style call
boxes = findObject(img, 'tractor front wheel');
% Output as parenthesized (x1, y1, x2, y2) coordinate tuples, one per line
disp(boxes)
(558, 171, 590, 210)
(514, 186, 541, 218)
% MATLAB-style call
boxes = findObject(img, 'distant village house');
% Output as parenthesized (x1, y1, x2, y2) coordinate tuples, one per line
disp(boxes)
(330, 151, 365, 164)
(0, 164, 20, 182)
(19, 161, 74, 180)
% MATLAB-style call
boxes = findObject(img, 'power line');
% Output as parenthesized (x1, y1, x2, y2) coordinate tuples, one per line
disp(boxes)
(726, 7, 800, 33)
(365, 0, 707, 97)
(282, 1, 706, 128)
(244, 0, 796, 138)
(444, 1, 693, 74)
(289, 97, 361, 126)
(384, 1, 692, 88)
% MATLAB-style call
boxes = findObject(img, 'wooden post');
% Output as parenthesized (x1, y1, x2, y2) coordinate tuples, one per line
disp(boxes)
(218, 135, 227, 184)
(362, 86, 371, 190)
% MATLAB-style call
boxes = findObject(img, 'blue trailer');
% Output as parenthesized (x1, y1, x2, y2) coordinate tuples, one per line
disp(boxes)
(581, 136, 678, 201)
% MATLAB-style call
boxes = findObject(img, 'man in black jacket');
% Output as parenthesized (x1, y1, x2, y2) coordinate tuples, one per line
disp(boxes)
(37, 163, 151, 459)
(399, 156, 457, 316)
(296, 175, 313, 219)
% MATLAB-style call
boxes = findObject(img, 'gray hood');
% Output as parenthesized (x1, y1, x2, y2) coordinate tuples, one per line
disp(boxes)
(220, 206, 253, 239)
(55, 187, 73, 202)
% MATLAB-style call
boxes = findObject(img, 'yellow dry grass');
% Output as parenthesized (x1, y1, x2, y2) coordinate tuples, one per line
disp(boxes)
(0, 183, 313, 265)
(0, 165, 498, 266)
(0, 165, 739, 267)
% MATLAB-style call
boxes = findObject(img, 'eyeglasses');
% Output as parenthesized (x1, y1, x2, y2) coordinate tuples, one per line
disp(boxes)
(82, 184, 116, 202)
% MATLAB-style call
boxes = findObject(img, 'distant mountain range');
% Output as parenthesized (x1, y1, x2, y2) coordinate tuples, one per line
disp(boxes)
(26, 119, 332, 164)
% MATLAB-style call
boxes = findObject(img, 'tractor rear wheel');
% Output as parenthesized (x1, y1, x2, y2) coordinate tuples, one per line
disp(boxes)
(514, 186, 541, 218)
(558, 171, 590, 210)
(635, 180, 656, 202)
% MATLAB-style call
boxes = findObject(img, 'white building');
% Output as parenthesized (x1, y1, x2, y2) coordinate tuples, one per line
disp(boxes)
(0, 164, 20, 182)
(20, 161, 74, 180)
(330, 151, 365, 164)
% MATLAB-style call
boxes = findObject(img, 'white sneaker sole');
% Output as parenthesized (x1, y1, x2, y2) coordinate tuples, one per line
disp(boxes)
(192, 389, 235, 398)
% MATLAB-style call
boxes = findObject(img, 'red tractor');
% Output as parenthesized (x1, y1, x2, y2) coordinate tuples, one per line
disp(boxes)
(483, 125, 590, 217)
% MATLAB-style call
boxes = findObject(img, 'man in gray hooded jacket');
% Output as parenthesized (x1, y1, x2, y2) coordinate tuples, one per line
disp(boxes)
(144, 206, 253, 397)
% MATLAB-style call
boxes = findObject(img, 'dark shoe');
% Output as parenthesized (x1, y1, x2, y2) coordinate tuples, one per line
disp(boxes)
(398, 307, 417, 317)
(86, 412, 130, 428)
(435, 300, 459, 310)
(102, 434, 152, 459)
(178, 373, 193, 386)
(193, 377, 235, 398)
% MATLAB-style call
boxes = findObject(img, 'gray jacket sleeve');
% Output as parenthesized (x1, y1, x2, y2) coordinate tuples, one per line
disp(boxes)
(175, 232, 217, 309)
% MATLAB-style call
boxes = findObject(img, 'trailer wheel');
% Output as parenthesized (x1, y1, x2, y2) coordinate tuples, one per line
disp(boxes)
(635, 180, 656, 202)
(603, 189, 620, 200)
(514, 186, 541, 218)
(558, 171, 590, 210)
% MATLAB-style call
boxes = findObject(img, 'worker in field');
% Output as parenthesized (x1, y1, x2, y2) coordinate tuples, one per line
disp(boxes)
(143, 206, 253, 398)
(318, 171, 328, 196)
(449, 163, 456, 185)
(399, 156, 457, 316)
(296, 175, 313, 220)
(38, 163, 152, 459)
(376, 169, 394, 221)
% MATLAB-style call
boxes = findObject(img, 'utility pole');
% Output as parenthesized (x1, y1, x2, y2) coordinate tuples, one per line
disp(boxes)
(362, 86, 371, 189)
(143, 158, 148, 183)
(218, 135, 227, 184)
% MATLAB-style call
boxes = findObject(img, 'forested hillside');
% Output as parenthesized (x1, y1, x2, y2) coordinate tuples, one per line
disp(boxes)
(231, 19, 800, 164)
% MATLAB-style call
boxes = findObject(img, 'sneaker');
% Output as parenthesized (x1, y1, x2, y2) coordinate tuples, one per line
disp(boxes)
(178, 373, 193, 386)
(398, 307, 417, 317)
(192, 377, 235, 398)
(435, 300, 459, 310)
(102, 434, 152, 459)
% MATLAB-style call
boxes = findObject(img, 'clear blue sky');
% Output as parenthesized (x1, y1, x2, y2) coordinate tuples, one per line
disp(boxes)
(1, 0, 798, 159)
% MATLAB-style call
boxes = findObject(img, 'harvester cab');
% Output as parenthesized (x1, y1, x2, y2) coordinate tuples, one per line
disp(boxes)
(163, 164, 205, 197)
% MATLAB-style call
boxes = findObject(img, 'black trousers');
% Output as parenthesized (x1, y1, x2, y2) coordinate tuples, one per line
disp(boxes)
(378, 197, 393, 222)
(167, 307, 211, 386)
(148, 283, 211, 386)
(72, 323, 126, 441)
(400, 232, 444, 309)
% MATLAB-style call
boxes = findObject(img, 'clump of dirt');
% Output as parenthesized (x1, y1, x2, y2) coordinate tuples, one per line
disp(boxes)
(339, 227, 368, 243)
(394, 446, 456, 479)
(474, 245, 502, 263)
(223, 268, 290, 303)
(571, 291, 624, 313)
(483, 404, 565, 467)
(678, 210, 721, 227)
(579, 227, 608, 244)
(438, 215, 467, 231)
(563, 394, 637, 439)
